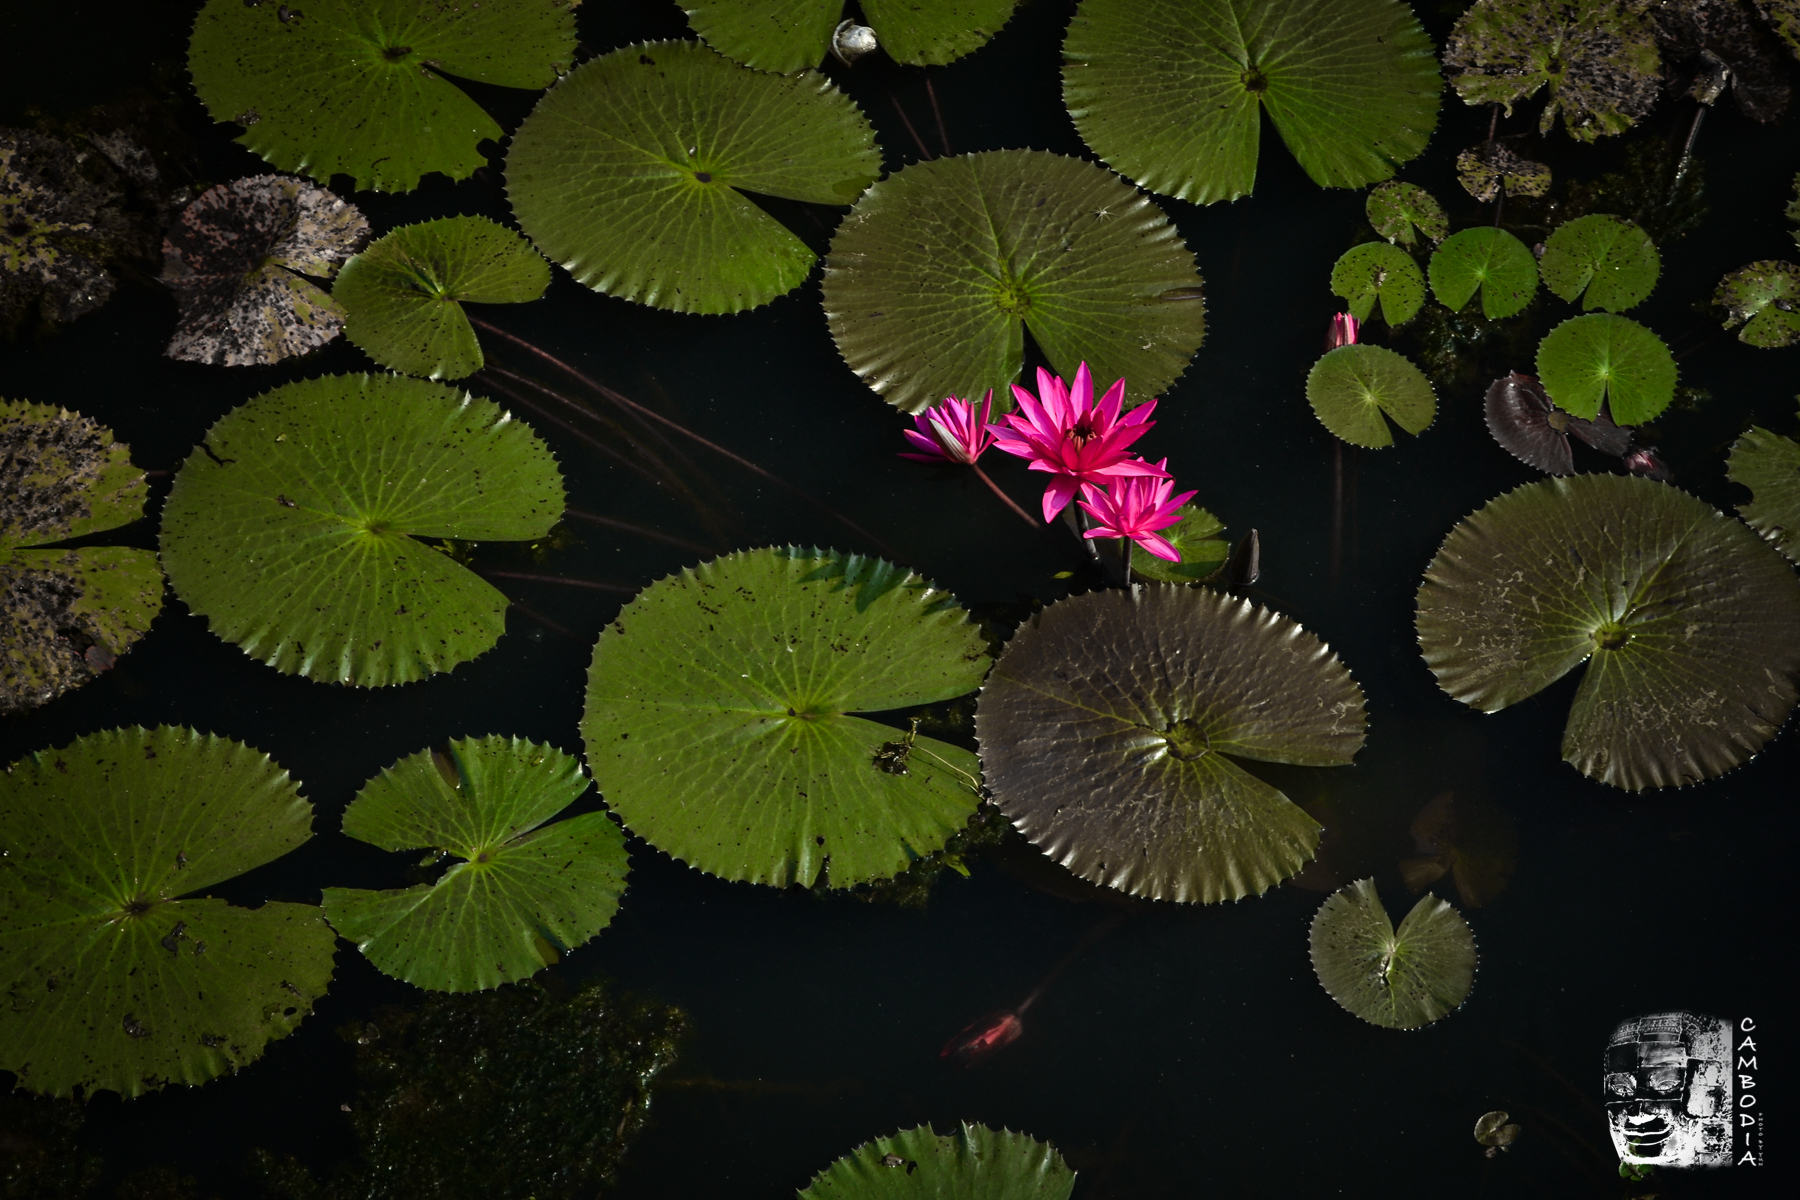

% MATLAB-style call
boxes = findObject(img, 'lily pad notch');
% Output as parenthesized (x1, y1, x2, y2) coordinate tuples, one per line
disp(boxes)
(976, 586, 1367, 903)
(322, 736, 629, 993)
(1063, 0, 1443, 204)
(507, 39, 881, 314)
(1416, 473, 1800, 790)
(0, 726, 335, 1098)
(823, 149, 1206, 413)
(158, 373, 565, 687)
(582, 547, 991, 889)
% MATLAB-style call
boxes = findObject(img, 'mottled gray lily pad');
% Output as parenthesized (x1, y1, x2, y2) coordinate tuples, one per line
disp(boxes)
(1330, 242, 1426, 326)
(1727, 411, 1800, 563)
(688, 0, 1022, 71)
(1757, 0, 1800, 61)
(1428, 226, 1539, 319)
(1445, 0, 1663, 141)
(1538, 214, 1659, 311)
(823, 150, 1205, 413)
(582, 548, 989, 889)
(976, 586, 1366, 903)
(1713, 259, 1800, 348)
(1309, 878, 1476, 1029)
(334, 216, 549, 380)
(1, 401, 162, 716)
(0, 726, 334, 1098)
(1130, 504, 1229, 584)
(1063, 0, 1442, 204)
(798, 1122, 1075, 1200)
(161, 175, 369, 367)
(1416, 474, 1800, 790)
(1482, 371, 1629, 475)
(1535, 313, 1676, 425)
(1455, 142, 1551, 202)
(1651, 0, 1792, 122)
(158, 374, 564, 686)
(322, 737, 627, 993)
(1, 128, 150, 335)
(1307, 344, 1436, 449)
(1366, 181, 1448, 247)
(188, 0, 579, 193)
(507, 40, 879, 315)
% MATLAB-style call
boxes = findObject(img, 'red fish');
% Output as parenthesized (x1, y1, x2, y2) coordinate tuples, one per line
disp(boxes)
(940, 1010, 1023, 1066)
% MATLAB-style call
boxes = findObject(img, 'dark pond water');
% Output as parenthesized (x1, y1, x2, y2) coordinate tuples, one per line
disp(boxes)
(3, 2, 1794, 1198)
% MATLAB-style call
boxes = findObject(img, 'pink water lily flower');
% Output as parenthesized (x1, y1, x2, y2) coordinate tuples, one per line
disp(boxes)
(899, 391, 995, 465)
(1327, 312, 1360, 349)
(989, 362, 1166, 521)
(1077, 460, 1196, 562)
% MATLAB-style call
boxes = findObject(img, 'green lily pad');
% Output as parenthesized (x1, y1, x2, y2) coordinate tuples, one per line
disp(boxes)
(506, 39, 880, 316)
(1, 401, 162, 716)
(1416, 474, 1800, 790)
(823, 149, 1205, 414)
(0, 726, 334, 1098)
(688, 0, 1022, 72)
(158, 374, 564, 687)
(1538, 214, 1659, 312)
(1454, 142, 1551, 202)
(1535, 313, 1676, 425)
(322, 737, 627, 993)
(798, 1122, 1075, 1199)
(1309, 878, 1476, 1029)
(1714, 260, 1800, 348)
(581, 548, 990, 889)
(976, 586, 1365, 903)
(1063, 0, 1442, 204)
(1130, 504, 1229, 584)
(1306, 344, 1436, 449)
(1444, 0, 1662, 141)
(1366, 181, 1448, 247)
(334, 216, 549, 381)
(1727, 415, 1800, 564)
(1330, 242, 1427, 326)
(1428, 226, 1539, 319)
(188, 0, 579, 193)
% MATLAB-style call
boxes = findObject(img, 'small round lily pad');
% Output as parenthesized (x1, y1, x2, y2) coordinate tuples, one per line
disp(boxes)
(976, 586, 1366, 903)
(688, 0, 1022, 72)
(188, 0, 579, 193)
(1535, 313, 1676, 425)
(1714, 260, 1800, 348)
(506, 40, 880, 315)
(1366, 181, 1448, 247)
(1538, 214, 1659, 312)
(1063, 0, 1443, 204)
(799, 1122, 1075, 1200)
(322, 737, 627, 993)
(1417, 474, 1800, 790)
(1330, 242, 1427, 326)
(1309, 877, 1476, 1030)
(1727, 414, 1800, 564)
(1428, 226, 1538, 319)
(0, 726, 334, 1098)
(1307, 344, 1437, 449)
(158, 374, 565, 687)
(823, 149, 1206, 413)
(581, 548, 990, 889)
(334, 216, 549, 380)
(1, 401, 162, 715)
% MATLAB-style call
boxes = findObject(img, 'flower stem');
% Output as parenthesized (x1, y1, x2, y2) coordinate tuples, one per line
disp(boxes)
(1119, 537, 1132, 587)
(970, 463, 1039, 529)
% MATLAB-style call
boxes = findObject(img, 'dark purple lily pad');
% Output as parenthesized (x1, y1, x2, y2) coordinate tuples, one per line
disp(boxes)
(1484, 371, 1631, 475)
(160, 175, 368, 367)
